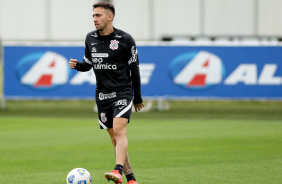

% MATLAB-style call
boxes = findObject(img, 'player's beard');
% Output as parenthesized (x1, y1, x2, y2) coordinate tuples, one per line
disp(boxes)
(95, 26, 102, 32)
(95, 22, 105, 32)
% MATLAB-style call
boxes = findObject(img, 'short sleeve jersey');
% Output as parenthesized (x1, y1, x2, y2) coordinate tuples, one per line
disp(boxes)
(82, 28, 142, 104)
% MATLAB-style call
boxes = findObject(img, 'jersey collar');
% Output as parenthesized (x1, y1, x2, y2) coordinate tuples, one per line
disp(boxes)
(95, 27, 121, 39)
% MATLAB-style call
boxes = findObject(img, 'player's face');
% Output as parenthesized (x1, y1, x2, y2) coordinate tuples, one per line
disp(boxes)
(93, 7, 112, 32)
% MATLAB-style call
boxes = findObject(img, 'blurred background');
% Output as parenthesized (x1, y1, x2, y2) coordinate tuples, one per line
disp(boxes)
(0, 0, 282, 42)
(1, 0, 282, 107)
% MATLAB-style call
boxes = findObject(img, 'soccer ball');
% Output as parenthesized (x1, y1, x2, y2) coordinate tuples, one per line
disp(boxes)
(66, 168, 92, 184)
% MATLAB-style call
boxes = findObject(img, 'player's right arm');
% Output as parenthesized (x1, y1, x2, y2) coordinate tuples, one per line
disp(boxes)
(69, 58, 92, 71)
(69, 33, 93, 72)
(69, 58, 78, 68)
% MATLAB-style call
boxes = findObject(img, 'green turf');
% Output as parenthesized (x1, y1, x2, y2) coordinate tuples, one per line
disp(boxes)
(1, 100, 282, 120)
(0, 61, 2, 99)
(0, 100, 282, 183)
(0, 43, 281, 183)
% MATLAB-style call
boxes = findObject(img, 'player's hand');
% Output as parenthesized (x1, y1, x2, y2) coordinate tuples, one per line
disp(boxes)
(134, 102, 144, 112)
(69, 58, 78, 69)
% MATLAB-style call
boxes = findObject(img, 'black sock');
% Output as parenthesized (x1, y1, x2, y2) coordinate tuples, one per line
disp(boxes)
(126, 173, 136, 182)
(114, 164, 123, 175)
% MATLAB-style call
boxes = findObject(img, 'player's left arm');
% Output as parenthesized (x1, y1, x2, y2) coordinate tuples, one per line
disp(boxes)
(127, 35, 144, 112)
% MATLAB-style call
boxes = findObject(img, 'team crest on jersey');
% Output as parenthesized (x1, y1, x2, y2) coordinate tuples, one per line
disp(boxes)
(110, 40, 119, 50)
(100, 113, 107, 123)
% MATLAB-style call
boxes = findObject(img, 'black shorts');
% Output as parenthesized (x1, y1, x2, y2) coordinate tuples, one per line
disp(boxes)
(97, 98, 132, 129)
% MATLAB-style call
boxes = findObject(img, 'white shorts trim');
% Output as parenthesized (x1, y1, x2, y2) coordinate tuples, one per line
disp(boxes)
(115, 101, 132, 118)
(98, 119, 108, 129)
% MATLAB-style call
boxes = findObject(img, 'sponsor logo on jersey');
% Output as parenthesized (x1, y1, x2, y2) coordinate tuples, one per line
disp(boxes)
(92, 57, 117, 70)
(100, 113, 107, 123)
(169, 51, 225, 89)
(115, 99, 127, 109)
(115, 99, 127, 106)
(109, 40, 119, 50)
(128, 46, 138, 65)
(99, 92, 117, 100)
(92, 58, 103, 64)
(16, 51, 70, 90)
(93, 63, 117, 70)
(92, 53, 109, 58)
(69, 64, 155, 85)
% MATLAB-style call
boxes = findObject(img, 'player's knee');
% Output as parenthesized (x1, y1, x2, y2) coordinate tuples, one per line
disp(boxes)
(113, 126, 125, 138)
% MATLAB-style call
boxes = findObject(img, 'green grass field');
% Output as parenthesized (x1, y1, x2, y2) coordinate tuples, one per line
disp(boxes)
(1, 57, 282, 183)
(0, 61, 2, 100)
(0, 100, 282, 184)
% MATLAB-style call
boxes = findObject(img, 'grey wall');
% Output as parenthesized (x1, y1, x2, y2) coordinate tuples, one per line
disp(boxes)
(0, 0, 281, 41)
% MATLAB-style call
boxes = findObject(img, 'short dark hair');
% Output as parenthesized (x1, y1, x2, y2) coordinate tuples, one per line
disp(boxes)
(93, 2, 115, 16)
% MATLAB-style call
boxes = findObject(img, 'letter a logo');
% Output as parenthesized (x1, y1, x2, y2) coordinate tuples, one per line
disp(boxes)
(16, 51, 70, 90)
(169, 51, 225, 89)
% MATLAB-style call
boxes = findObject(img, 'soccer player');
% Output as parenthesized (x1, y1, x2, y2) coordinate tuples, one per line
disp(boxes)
(69, 2, 144, 184)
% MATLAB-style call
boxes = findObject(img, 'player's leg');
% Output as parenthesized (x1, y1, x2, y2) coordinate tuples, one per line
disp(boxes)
(105, 118, 127, 183)
(123, 153, 137, 183)
(107, 128, 117, 148)
(107, 128, 137, 183)
(97, 102, 123, 183)
(105, 99, 138, 183)
(113, 117, 128, 166)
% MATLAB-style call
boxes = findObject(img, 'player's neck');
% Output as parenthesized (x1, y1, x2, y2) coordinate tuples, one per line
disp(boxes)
(99, 25, 114, 36)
